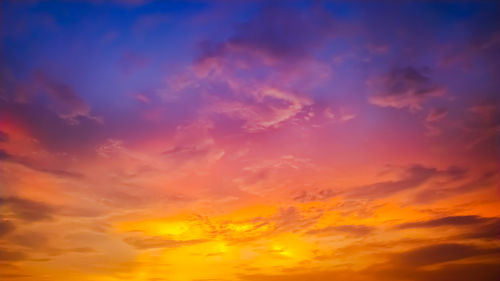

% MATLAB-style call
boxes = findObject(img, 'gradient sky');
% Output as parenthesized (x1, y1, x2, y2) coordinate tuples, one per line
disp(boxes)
(1, 1, 500, 281)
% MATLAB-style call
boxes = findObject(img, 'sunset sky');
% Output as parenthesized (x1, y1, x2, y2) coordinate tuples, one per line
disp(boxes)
(1, 1, 499, 280)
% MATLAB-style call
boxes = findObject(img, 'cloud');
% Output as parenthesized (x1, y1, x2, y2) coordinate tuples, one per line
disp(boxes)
(413, 171, 498, 203)
(0, 248, 29, 262)
(164, 58, 314, 133)
(373, 262, 500, 281)
(464, 100, 500, 148)
(395, 215, 494, 229)
(0, 149, 84, 178)
(68, 247, 96, 253)
(424, 107, 448, 136)
(7, 231, 96, 256)
(161, 121, 218, 162)
(292, 188, 341, 203)
(4, 230, 98, 258)
(306, 224, 375, 237)
(322, 107, 357, 123)
(9, 232, 50, 250)
(395, 215, 500, 240)
(124, 236, 207, 249)
(240, 261, 500, 281)
(295, 165, 467, 203)
(148, 3, 341, 137)
(393, 243, 499, 267)
(426, 107, 448, 122)
(195, 3, 336, 69)
(347, 165, 464, 200)
(223, 3, 335, 62)
(0, 197, 55, 222)
(0, 220, 16, 237)
(368, 66, 445, 111)
(458, 219, 500, 240)
(165, 4, 337, 133)
(0, 101, 104, 155)
(239, 270, 368, 281)
(468, 102, 500, 125)
(209, 87, 312, 131)
(35, 72, 100, 125)
(272, 206, 320, 233)
(350, 165, 436, 199)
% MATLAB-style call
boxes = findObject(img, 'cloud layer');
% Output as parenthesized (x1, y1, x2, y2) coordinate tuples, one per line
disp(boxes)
(0, 1, 499, 281)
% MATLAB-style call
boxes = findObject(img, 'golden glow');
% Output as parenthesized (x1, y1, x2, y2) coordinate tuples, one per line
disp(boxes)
(1, 2, 499, 281)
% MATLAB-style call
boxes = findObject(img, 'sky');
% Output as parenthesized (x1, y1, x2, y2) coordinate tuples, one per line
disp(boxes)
(0, 1, 499, 280)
